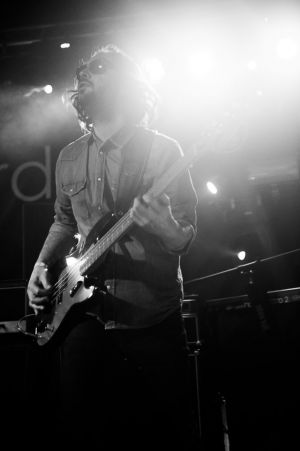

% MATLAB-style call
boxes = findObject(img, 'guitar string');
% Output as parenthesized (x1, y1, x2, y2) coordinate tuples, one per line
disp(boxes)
(50, 218, 126, 299)
(49, 210, 133, 302)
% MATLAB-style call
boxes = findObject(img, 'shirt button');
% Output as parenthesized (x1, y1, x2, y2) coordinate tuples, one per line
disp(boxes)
(99, 151, 103, 156)
(98, 206, 102, 211)
(97, 177, 101, 182)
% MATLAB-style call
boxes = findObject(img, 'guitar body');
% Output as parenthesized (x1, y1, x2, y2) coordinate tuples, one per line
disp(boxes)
(36, 266, 95, 346)
(36, 213, 119, 346)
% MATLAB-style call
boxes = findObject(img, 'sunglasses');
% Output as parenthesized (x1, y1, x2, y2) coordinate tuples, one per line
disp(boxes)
(76, 58, 112, 79)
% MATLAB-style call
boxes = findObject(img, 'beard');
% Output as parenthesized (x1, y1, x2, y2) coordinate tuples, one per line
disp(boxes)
(78, 84, 121, 122)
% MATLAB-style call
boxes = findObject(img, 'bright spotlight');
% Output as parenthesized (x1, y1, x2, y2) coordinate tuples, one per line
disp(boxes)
(277, 37, 299, 60)
(66, 256, 78, 267)
(247, 60, 257, 71)
(188, 51, 215, 77)
(43, 85, 53, 94)
(206, 181, 218, 195)
(237, 251, 246, 261)
(24, 84, 53, 97)
(60, 42, 71, 49)
(141, 58, 165, 84)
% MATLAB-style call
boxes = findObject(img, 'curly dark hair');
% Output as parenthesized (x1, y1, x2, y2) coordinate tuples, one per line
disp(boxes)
(69, 44, 159, 132)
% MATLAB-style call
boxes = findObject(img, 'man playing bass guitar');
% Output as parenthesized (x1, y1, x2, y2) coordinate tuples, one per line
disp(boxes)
(27, 44, 198, 450)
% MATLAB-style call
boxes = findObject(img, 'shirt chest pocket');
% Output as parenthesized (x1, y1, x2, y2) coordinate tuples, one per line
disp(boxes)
(59, 146, 90, 221)
(61, 179, 89, 221)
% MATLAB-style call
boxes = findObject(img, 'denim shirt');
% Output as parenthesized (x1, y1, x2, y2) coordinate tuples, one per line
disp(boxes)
(38, 125, 198, 329)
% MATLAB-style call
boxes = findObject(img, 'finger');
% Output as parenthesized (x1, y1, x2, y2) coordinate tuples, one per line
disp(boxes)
(131, 199, 150, 220)
(36, 287, 51, 296)
(35, 295, 49, 303)
(140, 194, 171, 216)
(29, 302, 45, 315)
(29, 294, 49, 307)
(146, 200, 165, 215)
(39, 275, 52, 291)
(141, 193, 153, 205)
(157, 193, 170, 206)
(28, 281, 51, 299)
(42, 272, 52, 288)
(130, 208, 149, 227)
(32, 305, 45, 314)
(29, 305, 45, 314)
(132, 199, 164, 225)
(28, 289, 43, 300)
(141, 193, 170, 207)
(142, 198, 170, 216)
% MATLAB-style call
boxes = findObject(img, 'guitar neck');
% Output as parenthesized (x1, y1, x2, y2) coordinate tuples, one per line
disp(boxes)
(79, 210, 133, 275)
(147, 152, 195, 199)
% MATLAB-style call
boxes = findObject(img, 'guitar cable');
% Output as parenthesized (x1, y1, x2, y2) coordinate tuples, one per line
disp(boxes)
(17, 313, 39, 339)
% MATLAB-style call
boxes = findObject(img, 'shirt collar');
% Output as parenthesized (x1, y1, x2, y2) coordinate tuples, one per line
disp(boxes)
(91, 124, 137, 151)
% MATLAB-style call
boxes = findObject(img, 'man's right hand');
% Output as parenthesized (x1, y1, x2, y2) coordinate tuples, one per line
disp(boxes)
(27, 263, 52, 315)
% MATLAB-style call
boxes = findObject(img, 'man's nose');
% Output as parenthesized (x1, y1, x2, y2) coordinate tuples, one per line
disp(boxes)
(77, 65, 92, 81)
(80, 69, 91, 80)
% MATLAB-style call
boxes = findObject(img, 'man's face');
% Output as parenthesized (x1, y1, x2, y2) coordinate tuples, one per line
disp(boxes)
(76, 55, 122, 120)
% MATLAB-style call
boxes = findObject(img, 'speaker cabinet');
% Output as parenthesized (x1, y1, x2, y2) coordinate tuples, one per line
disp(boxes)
(0, 332, 33, 437)
(0, 281, 27, 322)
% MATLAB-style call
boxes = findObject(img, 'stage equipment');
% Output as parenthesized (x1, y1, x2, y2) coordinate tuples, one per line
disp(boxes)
(183, 247, 300, 451)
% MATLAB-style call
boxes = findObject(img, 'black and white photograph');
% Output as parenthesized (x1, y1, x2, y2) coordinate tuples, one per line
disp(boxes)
(1, 1, 300, 450)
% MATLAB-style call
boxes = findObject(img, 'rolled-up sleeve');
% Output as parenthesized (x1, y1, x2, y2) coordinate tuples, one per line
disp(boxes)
(149, 135, 198, 255)
(166, 160, 198, 255)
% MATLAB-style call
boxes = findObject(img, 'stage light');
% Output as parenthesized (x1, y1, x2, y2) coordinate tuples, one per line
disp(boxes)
(43, 85, 53, 94)
(188, 51, 215, 77)
(237, 251, 246, 261)
(247, 60, 257, 71)
(277, 37, 298, 60)
(206, 181, 218, 195)
(24, 85, 53, 97)
(60, 42, 70, 49)
(66, 256, 77, 267)
(141, 58, 165, 84)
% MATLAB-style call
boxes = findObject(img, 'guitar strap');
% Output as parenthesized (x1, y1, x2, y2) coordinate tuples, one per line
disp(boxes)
(114, 127, 156, 215)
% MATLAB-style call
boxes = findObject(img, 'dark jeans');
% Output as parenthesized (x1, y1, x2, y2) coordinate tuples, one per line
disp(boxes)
(57, 308, 195, 449)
